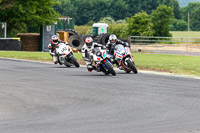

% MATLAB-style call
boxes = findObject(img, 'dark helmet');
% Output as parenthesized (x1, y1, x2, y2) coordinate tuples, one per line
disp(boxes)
(85, 37, 93, 48)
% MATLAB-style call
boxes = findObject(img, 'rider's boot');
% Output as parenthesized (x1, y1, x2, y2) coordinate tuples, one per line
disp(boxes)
(87, 62, 93, 72)
(53, 55, 58, 64)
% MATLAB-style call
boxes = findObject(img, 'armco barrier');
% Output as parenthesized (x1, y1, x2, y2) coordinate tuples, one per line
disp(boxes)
(0, 38, 21, 51)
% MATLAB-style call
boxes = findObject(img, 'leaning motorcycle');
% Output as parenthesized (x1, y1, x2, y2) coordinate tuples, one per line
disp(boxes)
(113, 44, 137, 74)
(91, 47, 116, 76)
(55, 43, 80, 68)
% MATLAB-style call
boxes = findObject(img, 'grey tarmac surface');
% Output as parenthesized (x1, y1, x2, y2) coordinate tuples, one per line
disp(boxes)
(0, 58, 200, 133)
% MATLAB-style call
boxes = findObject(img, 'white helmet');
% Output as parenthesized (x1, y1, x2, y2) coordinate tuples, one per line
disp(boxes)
(85, 37, 93, 48)
(109, 34, 117, 43)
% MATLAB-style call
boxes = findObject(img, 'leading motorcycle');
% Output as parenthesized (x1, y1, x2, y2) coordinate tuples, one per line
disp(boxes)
(91, 47, 116, 76)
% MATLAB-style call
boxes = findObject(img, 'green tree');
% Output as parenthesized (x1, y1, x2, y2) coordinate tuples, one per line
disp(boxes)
(151, 5, 174, 37)
(190, 7, 200, 31)
(54, 0, 77, 20)
(170, 19, 187, 31)
(0, 0, 60, 37)
(108, 0, 128, 20)
(124, 0, 181, 19)
(98, 17, 115, 24)
(0, 0, 16, 9)
(54, 0, 181, 25)
(181, 2, 200, 31)
(55, 0, 128, 25)
(127, 11, 154, 36)
(161, 0, 182, 19)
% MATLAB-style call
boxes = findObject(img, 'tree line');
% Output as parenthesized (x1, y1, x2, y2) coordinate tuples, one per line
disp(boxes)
(0, 0, 200, 37)
(54, 0, 182, 25)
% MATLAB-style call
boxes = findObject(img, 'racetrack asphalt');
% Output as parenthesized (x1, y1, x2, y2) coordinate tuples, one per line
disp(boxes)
(0, 58, 200, 133)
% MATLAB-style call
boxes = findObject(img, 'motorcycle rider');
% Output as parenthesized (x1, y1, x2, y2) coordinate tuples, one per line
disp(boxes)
(106, 34, 129, 66)
(48, 35, 67, 64)
(82, 37, 106, 72)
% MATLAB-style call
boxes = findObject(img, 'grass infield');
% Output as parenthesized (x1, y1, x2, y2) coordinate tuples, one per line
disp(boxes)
(170, 31, 200, 37)
(0, 51, 200, 76)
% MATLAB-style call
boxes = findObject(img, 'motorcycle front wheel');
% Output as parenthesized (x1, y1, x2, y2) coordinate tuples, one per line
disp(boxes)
(70, 56, 80, 68)
(58, 56, 64, 65)
(64, 59, 72, 67)
(127, 59, 138, 74)
(104, 61, 116, 76)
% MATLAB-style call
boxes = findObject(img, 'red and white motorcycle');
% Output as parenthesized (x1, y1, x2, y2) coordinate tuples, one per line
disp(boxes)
(113, 44, 137, 74)
(56, 43, 80, 68)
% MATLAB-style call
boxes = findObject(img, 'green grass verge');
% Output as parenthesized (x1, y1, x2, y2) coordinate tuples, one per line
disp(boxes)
(0, 51, 200, 76)
(134, 54, 200, 76)
(0, 51, 83, 61)
(170, 31, 200, 37)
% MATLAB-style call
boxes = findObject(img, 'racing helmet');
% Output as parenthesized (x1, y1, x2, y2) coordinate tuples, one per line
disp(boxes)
(109, 34, 117, 43)
(85, 37, 93, 48)
(51, 35, 59, 44)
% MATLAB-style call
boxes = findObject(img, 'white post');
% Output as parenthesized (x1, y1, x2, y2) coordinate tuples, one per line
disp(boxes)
(188, 13, 190, 32)
(4, 22, 7, 38)
(66, 16, 72, 29)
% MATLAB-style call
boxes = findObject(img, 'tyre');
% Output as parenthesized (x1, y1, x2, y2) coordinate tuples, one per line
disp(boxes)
(68, 35, 84, 51)
(93, 34, 103, 44)
(125, 71, 131, 73)
(103, 70, 109, 75)
(64, 59, 72, 67)
(127, 59, 138, 74)
(101, 33, 110, 46)
(65, 29, 79, 36)
(58, 56, 64, 65)
(91, 34, 98, 39)
(70, 56, 80, 68)
(104, 61, 116, 76)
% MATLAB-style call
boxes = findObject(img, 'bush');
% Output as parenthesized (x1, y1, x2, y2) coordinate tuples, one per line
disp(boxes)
(170, 19, 188, 31)
(74, 25, 92, 35)
(108, 23, 128, 40)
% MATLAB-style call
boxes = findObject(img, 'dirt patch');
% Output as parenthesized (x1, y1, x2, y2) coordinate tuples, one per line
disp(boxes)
(138, 67, 173, 73)
(131, 44, 200, 53)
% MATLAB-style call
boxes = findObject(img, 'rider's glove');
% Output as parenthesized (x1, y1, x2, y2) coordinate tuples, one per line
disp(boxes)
(123, 42, 129, 47)
(83, 57, 90, 61)
(50, 53, 56, 56)
(102, 45, 106, 49)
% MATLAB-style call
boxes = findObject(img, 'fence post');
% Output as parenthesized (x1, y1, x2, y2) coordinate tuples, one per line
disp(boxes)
(128, 36, 131, 44)
(128, 36, 131, 51)
(186, 37, 188, 53)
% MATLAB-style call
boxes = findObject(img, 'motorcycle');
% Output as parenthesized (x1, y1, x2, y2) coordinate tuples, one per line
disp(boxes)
(91, 47, 116, 76)
(55, 43, 80, 68)
(113, 44, 137, 74)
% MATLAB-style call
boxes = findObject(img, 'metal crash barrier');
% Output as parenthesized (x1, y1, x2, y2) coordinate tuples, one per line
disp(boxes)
(129, 36, 200, 53)
(0, 38, 21, 51)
